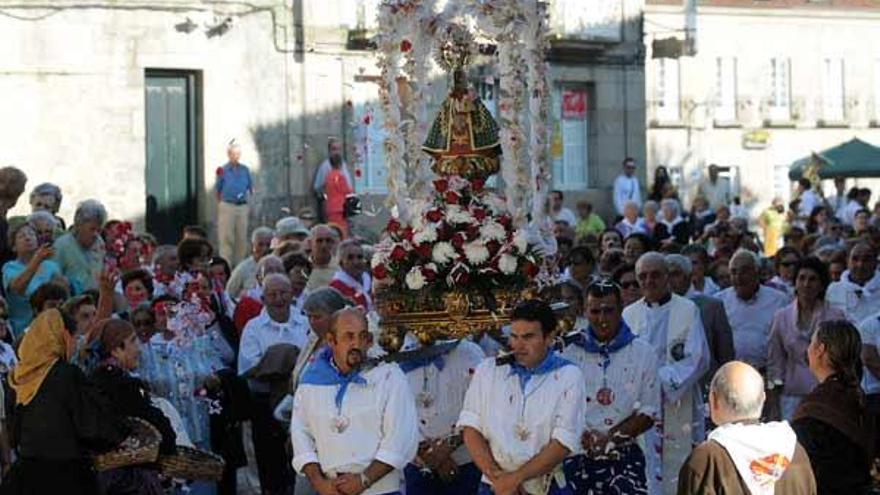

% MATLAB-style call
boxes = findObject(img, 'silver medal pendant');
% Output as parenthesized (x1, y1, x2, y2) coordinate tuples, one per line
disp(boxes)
(416, 391, 435, 408)
(331, 414, 350, 434)
(514, 422, 532, 441)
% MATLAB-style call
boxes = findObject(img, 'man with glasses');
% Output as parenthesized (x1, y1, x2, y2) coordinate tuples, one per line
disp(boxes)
(329, 240, 372, 312)
(623, 252, 709, 494)
(306, 224, 341, 291)
(560, 280, 658, 494)
(826, 241, 880, 322)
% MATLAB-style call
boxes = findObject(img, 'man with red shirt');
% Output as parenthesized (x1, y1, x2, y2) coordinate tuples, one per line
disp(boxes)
(329, 239, 372, 312)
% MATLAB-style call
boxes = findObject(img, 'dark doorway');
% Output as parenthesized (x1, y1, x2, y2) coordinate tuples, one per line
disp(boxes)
(145, 71, 200, 244)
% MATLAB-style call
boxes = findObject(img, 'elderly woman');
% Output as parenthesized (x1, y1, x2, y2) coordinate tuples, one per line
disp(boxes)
(766, 257, 844, 420)
(615, 200, 647, 238)
(28, 182, 64, 227)
(642, 200, 660, 237)
(3, 222, 64, 335)
(89, 318, 176, 495)
(52, 199, 107, 295)
(7, 309, 126, 494)
(655, 198, 690, 245)
(792, 320, 872, 495)
(26, 210, 61, 246)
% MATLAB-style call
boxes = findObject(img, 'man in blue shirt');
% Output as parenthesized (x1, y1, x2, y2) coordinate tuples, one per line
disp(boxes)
(215, 141, 253, 265)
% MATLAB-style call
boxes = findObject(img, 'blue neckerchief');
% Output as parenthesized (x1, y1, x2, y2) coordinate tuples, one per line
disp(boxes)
(299, 347, 367, 409)
(508, 351, 572, 392)
(397, 341, 459, 373)
(575, 322, 636, 372)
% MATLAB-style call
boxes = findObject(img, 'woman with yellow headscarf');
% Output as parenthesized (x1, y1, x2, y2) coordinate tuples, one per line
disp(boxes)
(6, 309, 126, 494)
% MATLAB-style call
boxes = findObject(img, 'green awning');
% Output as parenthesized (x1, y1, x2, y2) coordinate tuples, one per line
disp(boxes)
(789, 138, 880, 180)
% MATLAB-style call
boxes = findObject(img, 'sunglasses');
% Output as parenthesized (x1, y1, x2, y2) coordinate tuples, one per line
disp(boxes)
(619, 281, 640, 289)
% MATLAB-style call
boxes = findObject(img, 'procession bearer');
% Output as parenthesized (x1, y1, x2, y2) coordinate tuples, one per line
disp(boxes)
(561, 279, 659, 494)
(291, 307, 418, 495)
(457, 299, 586, 495)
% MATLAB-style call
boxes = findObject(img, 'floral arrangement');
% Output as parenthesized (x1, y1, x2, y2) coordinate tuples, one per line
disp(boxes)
(370, 175, 542, 294)
(166, 293, 214, 348)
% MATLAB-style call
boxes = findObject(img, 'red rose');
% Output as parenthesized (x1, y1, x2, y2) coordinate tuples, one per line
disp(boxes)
(486, 240, 500, 255)
(433, 179, 449, 193)
(471, 178, 485, 191)
(426, 209, 443, 223)
(498, 215, 512, 228)
(355, 167, 362, 178)
(444, 191, 460, 205)
(390, 245, 407, 261)
(436, 222, 450, 241)
(522, 261, 539, 277)
(400, 39, 412, 52)
(387, 218, 401, 233)
(402, 228, 414, 243)
(451, 266, 470, 285)
(451, 233, 466, 250)
(421, 267, 437, 282)
(372, 264, 388, 279)
(472, 208, 487, 222)
(363, 114, 372, 125)
(415, 243, 431, 259)
(466, 224, 480, 240)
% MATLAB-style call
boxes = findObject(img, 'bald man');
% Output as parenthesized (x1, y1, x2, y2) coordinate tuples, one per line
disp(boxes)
(678, 362, 815, 495)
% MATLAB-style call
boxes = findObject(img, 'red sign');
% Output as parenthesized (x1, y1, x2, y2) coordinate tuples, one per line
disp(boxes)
(562, 89, 587, 120)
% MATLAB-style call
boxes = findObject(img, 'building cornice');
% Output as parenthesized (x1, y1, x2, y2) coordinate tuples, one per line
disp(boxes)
(646, 3, 880, 19)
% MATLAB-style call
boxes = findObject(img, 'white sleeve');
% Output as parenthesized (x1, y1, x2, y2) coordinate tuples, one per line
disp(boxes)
(457, 359, 491, 433)
(858, 316, 878, 348)
(226, 263, 247, 299)
(376, 367, 419, 469)
(290, 388, 320, 472)
(659, 306, 710, 403)
(613, 177, 627, 215)
(636, 346, 661, 420)
(551, 366, 587, 454)
(237, 324, 261, 376)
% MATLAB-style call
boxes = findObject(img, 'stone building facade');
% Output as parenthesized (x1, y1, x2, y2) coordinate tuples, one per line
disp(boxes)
(645, 0, 880, 218)
(3, 0, 646, 241)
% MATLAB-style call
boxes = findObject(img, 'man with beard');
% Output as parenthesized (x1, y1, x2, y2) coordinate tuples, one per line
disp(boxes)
(313, 138, 352, 224)
(329, 240, 372, 312)
(560, 280, 658, 494)
(292, 307, 418, 495)
(826, 242, 880, 323)
(623, 252, 710, 494)
(458, 299, 586, 495)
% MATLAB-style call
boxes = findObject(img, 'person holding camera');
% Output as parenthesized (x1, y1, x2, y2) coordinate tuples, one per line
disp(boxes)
(2, 222, 64, 336)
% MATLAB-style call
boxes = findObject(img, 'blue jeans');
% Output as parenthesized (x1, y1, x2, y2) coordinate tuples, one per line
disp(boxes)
(562, 443, 648, 494)
(404, 462, 482, 495)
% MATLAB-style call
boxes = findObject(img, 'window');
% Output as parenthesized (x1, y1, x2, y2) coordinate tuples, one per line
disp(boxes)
(822, 57, 845, 122)
(715, 57, 737, 121)
(655, 58, 681, 121)
(768, 57, 791, 121)
(551, 86, 589, 190)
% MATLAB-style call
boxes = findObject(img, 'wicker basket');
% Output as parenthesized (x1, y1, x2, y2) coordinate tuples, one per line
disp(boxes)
(158, 446, 225, 481)
(93, 417, 161, 471)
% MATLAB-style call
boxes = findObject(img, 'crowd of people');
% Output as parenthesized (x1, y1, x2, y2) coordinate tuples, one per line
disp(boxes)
(0, 151, 878, 495)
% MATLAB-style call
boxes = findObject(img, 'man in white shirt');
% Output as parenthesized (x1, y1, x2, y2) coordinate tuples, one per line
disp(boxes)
(796, 179, 820, 223)
(715, 250, 788, 371)
(458, 299, 586, 495)
(548, 190, 576, 227)
(826, 242, 880, 322)
(613, 157, 642, 217)
(226, 226, 274, 299)
(623, 252, 710, 494)
(292, 307, 418, 495)
(239, 273, 310, 495)
(561, 280, 658, 494)
(831, 177, 848, 222)
(698, 164, 731, 210)
(400, 338, 485, 494)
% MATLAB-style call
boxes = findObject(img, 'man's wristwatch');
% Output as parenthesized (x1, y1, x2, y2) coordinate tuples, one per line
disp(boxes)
(359, 472, 373, 489)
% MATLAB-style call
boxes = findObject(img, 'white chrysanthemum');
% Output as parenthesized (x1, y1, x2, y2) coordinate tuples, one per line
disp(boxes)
(371, 249, 389, 269)
(513, 229, 529, 254)
(432, 242, 456, 265)
(412, 224, 438, 245)
(498, 253, 518, 275)
(448, 175, 470, 191)
(480, 220, 506, 242)
(484, 194, 508, 215)
(405, 267, 427, 290)
(446, 205, 474, 225)
(464, 242, 490, 266)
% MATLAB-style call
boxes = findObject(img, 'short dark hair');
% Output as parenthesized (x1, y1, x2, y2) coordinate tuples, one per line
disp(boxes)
(29, 281, 70, 314)
(585, 278, 622, 303)
(681, 244, 709, 265)
(565, 245, 595, 267)
(121, 268, 154, 298)
(551, 190, 563, 200)
(611, 263, 636, 285)
(210, 256, 232, 279)
(511, 299, 557, 336)
(282, 253, 313, 274)
(625, 232, 654, 252)
(182, 225, 208, 239)
(177, 238, 213, 269)
(774, 246, 802, 265)
(795, 256, 831, 299)
(798, 178, 811, 190)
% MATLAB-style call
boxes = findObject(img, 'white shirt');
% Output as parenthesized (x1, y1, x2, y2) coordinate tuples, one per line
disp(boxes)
(698, 177, 731, 209)
(613, 174, 642, 216)
(843, 199, 862, 226)
(826, 270, 880, 323)
(457, 357, 586, 488)
(552, 208, 577, 227)
(238, 308, 311, 393)
(561, 336, 659, 435)
(403, 340, 484, 465)
(688, 277, 720, 297)
(717, 285, 789, 369)
(226, 256, 258, 299)
(291, 362, 418, 495)
(798, 189, 820, 219)
(858, 314, 880, 394)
